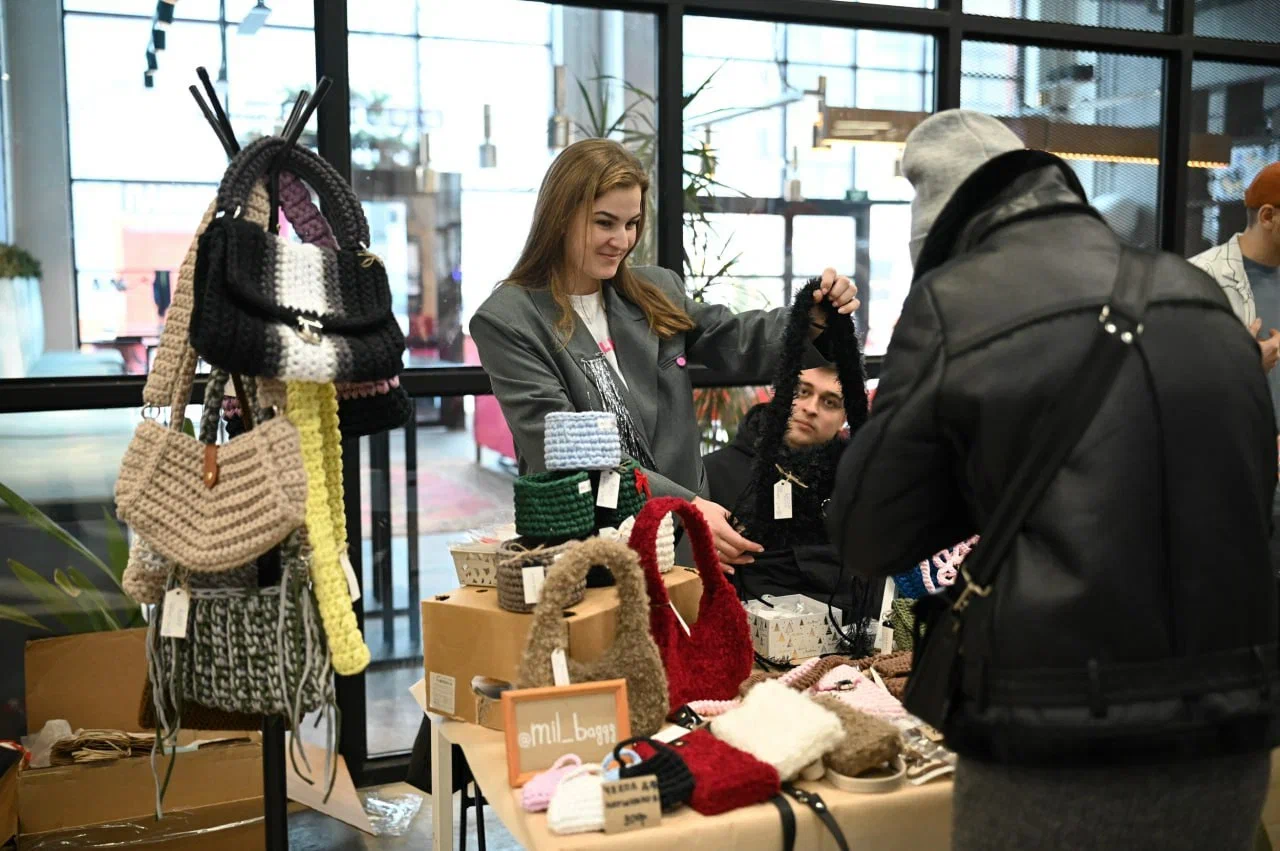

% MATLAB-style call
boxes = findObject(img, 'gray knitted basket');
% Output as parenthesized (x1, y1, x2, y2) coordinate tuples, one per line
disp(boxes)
(496, 537, 585, 614)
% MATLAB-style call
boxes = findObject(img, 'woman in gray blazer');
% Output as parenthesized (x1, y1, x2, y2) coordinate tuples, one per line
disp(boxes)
(470, 139, 859, 568)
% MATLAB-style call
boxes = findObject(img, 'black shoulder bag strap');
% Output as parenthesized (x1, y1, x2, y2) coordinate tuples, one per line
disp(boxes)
(903, 245, 1156, 728)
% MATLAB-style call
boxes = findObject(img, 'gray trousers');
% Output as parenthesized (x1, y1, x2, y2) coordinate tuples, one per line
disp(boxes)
(953, 751, 1271, 851)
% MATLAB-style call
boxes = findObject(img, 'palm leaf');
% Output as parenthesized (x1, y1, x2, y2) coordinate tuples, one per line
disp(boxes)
(575, 79, 603, 137)
(0, 481, 112, 578)
(8, 560, 94, 634)
(61, 567, 121, 631)
(0, 602, 48, 632)
(102, 508, 129, 590)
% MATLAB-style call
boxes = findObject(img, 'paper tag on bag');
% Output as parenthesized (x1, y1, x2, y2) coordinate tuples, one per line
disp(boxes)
(160, 588, 189, 639)
(551, 648, 571, 686)
(651, 725, 693, 744)
(602, 776, 662, 834)
(597, 470, 621, 509)
(340, 551, 361, 603)
(522, 565, 546, 604)
(773, 479, 793, 519)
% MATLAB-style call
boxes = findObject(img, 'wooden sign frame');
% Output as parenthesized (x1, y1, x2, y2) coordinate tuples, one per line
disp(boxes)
(501, 680, 631, 787)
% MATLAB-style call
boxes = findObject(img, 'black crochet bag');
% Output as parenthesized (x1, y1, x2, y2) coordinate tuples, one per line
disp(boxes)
(613, 737, 695, 812)
(731, 278, 868, 550)
(191, 135, 405, 383)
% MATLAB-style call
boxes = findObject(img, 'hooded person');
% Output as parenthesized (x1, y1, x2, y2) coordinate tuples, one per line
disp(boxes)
(827, 110, 1279, 851)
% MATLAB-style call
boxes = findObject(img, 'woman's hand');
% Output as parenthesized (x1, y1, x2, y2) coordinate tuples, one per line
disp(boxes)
(810, 267, 860, 334)
(692, 496, 763, 573)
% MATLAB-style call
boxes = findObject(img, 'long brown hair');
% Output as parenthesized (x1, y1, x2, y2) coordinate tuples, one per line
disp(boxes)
(501, 138, 694, 340)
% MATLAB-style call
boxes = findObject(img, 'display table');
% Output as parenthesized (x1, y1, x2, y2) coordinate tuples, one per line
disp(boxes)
(429, 716, 955, 850)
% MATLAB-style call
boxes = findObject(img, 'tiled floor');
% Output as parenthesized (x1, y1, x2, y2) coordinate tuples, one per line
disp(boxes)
(289, 783, 522, 850)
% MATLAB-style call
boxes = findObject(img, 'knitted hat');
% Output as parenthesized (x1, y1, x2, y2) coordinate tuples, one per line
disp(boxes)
(1245, 162, 1280, 209)
(903, 109, 1024, 265)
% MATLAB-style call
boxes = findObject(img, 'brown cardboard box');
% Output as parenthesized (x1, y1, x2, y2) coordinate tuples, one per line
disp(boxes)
(15, 797, 273, 851)
(422, 567, 704, 725)
(1, 628, 265, 848)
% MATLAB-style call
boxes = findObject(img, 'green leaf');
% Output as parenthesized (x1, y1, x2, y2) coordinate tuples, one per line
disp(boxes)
(183, 417, 196, 438)
(102, 508, 129, 589)
(52, 568, 81, 598)
(0, 602, 48, 631)
(62, 567, 120, 632)
(8, 560, 94, 634)
(0, 481, 112, 578)
(575, 79, 601, 137)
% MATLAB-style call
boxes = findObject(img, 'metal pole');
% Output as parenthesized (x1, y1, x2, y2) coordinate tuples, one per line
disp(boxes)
(262, 715, 289, 849)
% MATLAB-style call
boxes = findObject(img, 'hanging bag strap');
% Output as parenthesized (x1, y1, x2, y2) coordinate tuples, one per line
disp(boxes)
(628, 497, 732, 609)
(780, 784, 849, 851)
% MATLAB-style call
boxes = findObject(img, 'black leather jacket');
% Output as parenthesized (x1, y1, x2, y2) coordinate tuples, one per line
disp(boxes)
(828, 161, 1280, 765)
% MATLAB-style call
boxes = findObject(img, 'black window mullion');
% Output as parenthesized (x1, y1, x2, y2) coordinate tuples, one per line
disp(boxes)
(658, 1, 685, 273)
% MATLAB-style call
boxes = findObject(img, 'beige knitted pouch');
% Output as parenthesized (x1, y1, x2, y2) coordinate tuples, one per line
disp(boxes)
(517, 537, 670, 737)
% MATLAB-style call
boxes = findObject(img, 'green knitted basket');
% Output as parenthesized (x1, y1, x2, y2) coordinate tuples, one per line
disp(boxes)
(514, 470, 597, 539)
(595, 460, 650, 529)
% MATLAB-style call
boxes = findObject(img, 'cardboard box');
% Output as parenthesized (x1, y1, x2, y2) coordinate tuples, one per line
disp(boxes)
(14, 797, 272, 851)
(746, 594, 845, 664)
(423, 567, 703, 726)
(1, 628, 265, 849)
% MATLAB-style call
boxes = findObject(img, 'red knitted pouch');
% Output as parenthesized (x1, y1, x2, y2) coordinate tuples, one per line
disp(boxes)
(628, 497, 754, 707)
(636, 729, 779, 816)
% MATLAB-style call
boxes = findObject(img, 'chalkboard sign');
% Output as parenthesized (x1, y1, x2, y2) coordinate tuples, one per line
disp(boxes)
(501, 680, 631, 786)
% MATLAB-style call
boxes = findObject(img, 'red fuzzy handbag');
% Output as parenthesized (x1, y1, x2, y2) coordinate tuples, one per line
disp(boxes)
(628, 497, 754, 707)
(635, 729, 780, 816)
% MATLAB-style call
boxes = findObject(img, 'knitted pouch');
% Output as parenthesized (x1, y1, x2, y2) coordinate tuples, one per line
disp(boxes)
(629, 498, 754, 708)
(544, 412, 622, 471)
(191, 135, 405, 383)
(810, 694, 902, 778)
(892, 537, 978, 600)
(891, 597, 918, 651)
(844, 650, 913, 699)
(513, 471, 596, 539)
(115, 365, 308, 574)
(613, 737, 694, 812)
(813, 667, 910, 721)
(599, 513, 674, 573)
(709, 679, 844, 781)
(522, 754, 582, 813)
(637, 729, 780, 817)
(594, 460, 651, 530)
(518, 538, 669, 736)
(495, 537, 585, 614)
(547, 764, 606, 835)
(738, 655, 852, 697)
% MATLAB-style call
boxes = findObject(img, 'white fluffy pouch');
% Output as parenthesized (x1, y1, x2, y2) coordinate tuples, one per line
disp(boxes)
(709, 679, 844, 781)
(546, 764, 606, 835)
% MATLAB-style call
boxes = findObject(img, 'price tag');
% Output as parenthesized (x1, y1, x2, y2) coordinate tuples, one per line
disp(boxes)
(578, 480, 592, 495)
(597, 470, 621, 509)
(160, 588, 189, 639)
(340, 550, 361, 603)
(773, 479, 793, 520)
(551, 648, 571, 686)
(651, 724, 693, 744)
(522, 565, 546, 605)
(602, 776, 662, 834)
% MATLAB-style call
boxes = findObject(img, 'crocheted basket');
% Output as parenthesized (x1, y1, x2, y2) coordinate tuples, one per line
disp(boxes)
(892, 537, 977, 600)
(544, 411, 622, 471)
(594, 460, 651, 529)
(496, 537, 586, 614)
(513, 471, 597, 539)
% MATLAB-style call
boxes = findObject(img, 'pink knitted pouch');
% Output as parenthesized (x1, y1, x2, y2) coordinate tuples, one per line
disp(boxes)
(521, 754, 583, 812)
(813, 667, 908, 721)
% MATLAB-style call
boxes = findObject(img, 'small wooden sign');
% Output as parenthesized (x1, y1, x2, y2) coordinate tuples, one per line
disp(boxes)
(501, 680, 630, 786)
(602, 775, 662, 834)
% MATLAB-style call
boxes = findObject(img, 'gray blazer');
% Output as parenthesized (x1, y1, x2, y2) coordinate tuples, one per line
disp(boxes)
(470, 265, 794, 501)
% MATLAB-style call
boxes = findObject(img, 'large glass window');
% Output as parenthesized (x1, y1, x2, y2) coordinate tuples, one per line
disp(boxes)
(1186, 61, 1280, 255)
(684, 16, 933, 357)
(54, 5, 316, 375)
(1194, 0, 1280, 44)
(963, 0, 1163, 31)
(962, 42, 1165, 250)
(347, 2, 658, 757)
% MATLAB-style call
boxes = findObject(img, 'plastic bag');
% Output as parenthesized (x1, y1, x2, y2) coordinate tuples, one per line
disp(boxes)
(361, 790, 424, 837)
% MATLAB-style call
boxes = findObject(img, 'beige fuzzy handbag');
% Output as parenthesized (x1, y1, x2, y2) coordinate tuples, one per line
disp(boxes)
(517, 537, 669, 737)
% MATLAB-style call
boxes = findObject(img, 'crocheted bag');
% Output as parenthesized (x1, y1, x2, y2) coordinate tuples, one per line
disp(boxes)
(495, 537, 586, 614)
(613, 737, 694, 812)
(115, 363, 308, 574)
(709, 679, 844, 781)
(628, 498, 754, 707)
(517, 538, 669, 736)
(191, 135, 405, 383)
(732, 278, 868, 550)
(513, 471, 596, 539)
(637, 729, 780, 817)
(543, 411, 622, 471)
(546, 764, 606, 835)
(810, 694, 902, 779)
(892, 537, 977, 600)
(594, 460, 651, 530)
(521, 754, 582, 813)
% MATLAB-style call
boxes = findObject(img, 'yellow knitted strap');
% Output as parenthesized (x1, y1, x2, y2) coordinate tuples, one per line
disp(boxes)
(288, 381, 370, 675)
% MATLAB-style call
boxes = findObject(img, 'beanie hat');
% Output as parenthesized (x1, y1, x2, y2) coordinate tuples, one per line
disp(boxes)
(903, 109, 1024, 266)
(1244, 162, 1280, 209)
